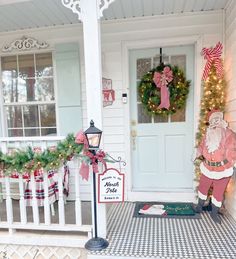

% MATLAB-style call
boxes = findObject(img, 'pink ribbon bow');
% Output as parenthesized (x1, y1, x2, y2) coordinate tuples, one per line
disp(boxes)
(201, 42, 223, 81)
(153, 66, 173, 109)
(75, 130, 107, 181)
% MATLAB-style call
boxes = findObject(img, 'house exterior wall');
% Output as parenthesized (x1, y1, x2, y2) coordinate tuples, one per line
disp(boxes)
(0, 11, 224, 200)
(224, 0, 236, 219)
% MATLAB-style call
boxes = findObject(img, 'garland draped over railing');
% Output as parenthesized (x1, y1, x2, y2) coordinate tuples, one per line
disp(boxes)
(0, 134, 84, 176)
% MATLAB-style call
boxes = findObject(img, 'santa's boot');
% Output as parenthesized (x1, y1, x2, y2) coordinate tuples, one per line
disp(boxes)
(210, 204, 221, 224)
(193, 198, 205, 213)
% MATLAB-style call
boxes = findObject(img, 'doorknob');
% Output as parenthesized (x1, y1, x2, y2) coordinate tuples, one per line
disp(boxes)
(131, 129, 137, 150)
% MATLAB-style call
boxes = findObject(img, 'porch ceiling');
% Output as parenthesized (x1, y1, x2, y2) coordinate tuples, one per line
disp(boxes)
(0, 0, 230, 33)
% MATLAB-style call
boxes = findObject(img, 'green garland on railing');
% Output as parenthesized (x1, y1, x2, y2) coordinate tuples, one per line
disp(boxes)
(0, 134, 84, 175)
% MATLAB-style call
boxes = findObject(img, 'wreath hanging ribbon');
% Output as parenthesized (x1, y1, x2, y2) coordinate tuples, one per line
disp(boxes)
(201, 42, 223, 81)
(75, 131, 107, 181)
(153, 66, 173, 109)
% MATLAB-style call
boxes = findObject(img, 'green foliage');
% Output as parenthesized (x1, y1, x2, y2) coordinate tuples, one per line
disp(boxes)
(0, 133, 84, 175)
(138, 64, 191, 116)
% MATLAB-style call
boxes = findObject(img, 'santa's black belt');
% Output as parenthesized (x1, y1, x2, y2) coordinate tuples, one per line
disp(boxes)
(204, 159, 228, 167)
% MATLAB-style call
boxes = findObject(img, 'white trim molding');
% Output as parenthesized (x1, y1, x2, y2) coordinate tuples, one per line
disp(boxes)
(61, 0, 82, 21)
(61, 0, 115, 21)
(99, 0, 115, 17)
(2, 36, 49, 52)
(122, 35, 203, 202)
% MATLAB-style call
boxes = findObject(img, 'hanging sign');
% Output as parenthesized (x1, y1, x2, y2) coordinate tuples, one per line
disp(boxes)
(102, 77, 115, 107)
(98, 168, 124, 203)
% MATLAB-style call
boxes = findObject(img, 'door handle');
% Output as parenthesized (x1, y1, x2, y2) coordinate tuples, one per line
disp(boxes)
(131, 129, 137, 150)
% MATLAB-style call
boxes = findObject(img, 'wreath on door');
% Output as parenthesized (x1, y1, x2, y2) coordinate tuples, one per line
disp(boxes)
(138, 63, 191, 116)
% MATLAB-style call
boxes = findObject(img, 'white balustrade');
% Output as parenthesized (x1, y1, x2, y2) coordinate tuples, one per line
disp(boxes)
(0, 137, 92, 237)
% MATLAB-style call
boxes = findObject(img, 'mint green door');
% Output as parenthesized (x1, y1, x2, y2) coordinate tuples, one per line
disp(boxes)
(130, 45, 194, 190)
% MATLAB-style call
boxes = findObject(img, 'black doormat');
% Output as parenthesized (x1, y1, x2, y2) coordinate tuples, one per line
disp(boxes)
(133, 202, 201, 219)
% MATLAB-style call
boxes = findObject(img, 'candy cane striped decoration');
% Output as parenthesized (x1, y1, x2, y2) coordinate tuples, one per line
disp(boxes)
(201, 42, 223, 81)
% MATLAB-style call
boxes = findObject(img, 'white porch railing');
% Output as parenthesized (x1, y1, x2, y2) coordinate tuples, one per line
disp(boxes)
(0, 137, 92, 238)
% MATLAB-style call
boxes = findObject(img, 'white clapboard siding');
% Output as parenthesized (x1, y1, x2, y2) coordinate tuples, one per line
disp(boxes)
(224, 0, 236, 219)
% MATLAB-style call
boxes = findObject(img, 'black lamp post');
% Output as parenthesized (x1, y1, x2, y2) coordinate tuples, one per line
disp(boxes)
(84, 120, 109, 251)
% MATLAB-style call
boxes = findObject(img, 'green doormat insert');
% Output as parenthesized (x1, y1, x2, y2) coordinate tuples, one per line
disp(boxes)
(133, 202, 201, 219)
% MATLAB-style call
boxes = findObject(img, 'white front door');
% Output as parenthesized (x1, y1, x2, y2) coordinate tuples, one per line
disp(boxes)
(129, 45, 194, 191)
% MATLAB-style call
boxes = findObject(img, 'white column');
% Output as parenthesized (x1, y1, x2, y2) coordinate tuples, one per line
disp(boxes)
(81, 0, 103, 129)
(61, 0, 115, 239)
(80, 0, 106, 239)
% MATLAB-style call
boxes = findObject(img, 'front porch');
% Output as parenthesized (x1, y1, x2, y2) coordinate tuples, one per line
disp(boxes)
(89, 202, 236, 259)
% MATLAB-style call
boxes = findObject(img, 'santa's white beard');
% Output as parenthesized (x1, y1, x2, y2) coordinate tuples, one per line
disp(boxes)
(206, 127, 226, 153)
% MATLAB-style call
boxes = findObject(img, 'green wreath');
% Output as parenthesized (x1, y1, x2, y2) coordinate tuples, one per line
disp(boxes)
(138, 64, 190, 116)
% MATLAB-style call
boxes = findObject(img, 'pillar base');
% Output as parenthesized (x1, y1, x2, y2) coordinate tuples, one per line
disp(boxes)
(85, 237, 109, 251)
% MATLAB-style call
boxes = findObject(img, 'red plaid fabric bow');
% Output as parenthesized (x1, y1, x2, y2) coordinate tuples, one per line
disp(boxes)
(75, 131, 107, 181)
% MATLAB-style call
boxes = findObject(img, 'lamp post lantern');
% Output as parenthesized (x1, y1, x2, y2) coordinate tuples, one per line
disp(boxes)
(84, 120, 109, 251)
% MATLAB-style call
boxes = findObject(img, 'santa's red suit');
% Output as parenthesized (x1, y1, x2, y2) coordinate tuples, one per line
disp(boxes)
(196, 110, 236, 209)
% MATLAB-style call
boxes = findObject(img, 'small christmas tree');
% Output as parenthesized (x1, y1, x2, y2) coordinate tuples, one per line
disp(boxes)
(195, 42, 226, 180)
(196, 65, 226, 146)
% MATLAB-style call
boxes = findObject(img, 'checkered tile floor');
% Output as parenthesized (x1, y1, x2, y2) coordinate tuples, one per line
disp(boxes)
(90, 202, 236, 259)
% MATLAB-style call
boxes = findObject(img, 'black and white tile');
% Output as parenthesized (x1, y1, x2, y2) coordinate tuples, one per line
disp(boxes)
(90, 202, 236, 259)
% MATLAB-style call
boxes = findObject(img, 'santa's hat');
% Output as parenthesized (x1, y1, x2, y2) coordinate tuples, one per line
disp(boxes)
(207, 109, 223, 122)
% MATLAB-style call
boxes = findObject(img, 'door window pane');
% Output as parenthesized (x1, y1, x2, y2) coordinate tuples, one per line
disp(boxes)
(171, 108, 185, 122)
(153, 55, 169, 67)
(170, 55, 186, 73)
(137, 58, 151, 80)
(136, 52, 187, 124)
(154, 114, 168, 123)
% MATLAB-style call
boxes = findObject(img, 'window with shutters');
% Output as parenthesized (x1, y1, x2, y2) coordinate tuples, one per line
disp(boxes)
(1, 52, 57, 137)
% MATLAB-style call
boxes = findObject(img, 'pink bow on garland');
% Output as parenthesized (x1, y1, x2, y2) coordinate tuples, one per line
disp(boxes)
(75, 131, 107, 181)
(153, 66, 173, 109)
(201, 42, 223, 81)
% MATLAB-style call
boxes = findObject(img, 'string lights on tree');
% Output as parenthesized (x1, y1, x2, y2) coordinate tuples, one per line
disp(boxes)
(195, 42, 226, 179)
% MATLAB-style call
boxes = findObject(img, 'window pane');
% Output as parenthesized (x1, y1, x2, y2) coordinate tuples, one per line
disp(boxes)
(154, 115, 168, 123)
(18, 54, 35, 79)
(138, 104, 151, 123)
(40, 104, 56, 127)
(41, 128, 57, 136)
(35, 53, 53, 77)
(137, 58, 151, 80)
(17, 78, 36, 102)
(23, 105, 39, 127)
(8, 129, 23, 137)
(35, 78, 54, 101)
(6, 106, 22, 128)
(1, 56, 17, 77)
(25, 128, 40, 137)
(170, 55, 186, 73)
(171, 108, 185, 122)
(153, 55, 169, 67)
(2, 77, 18, 103)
